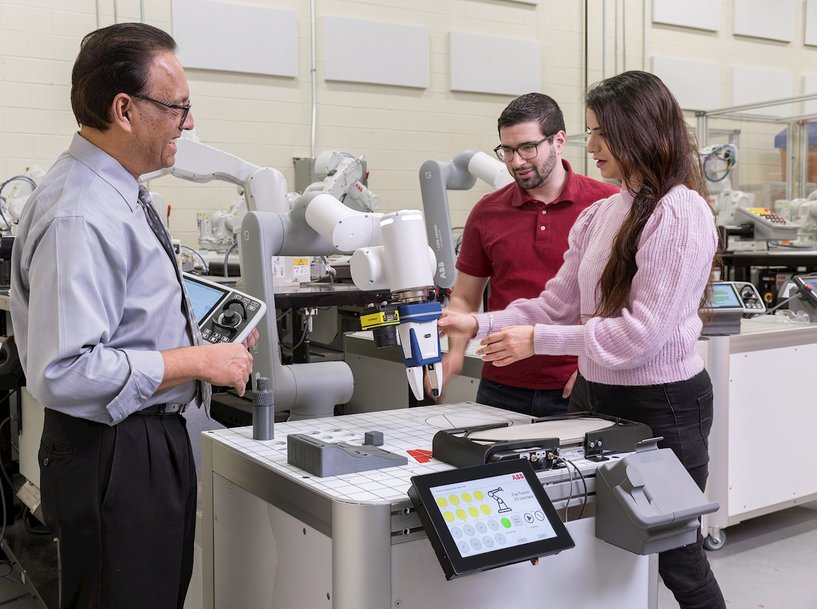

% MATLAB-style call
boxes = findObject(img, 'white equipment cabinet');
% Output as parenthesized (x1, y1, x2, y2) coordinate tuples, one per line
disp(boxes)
(700, 317, 817, 549)
(198, 403, 656, 609)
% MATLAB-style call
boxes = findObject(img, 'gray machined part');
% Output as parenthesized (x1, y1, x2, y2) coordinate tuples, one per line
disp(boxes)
(252, 376, 274, 441)
(287, 433, 408, 477)
(240, 202, 354, 420)
(595, 439, 720, 555)
(364, 430, 384, 446)
(419, 150, 481, 289)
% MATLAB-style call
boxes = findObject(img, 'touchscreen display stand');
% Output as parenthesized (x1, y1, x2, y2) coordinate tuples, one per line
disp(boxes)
(182, 273, 267, 344)
(791, 273, 817, 321)
(701, 281, 765, 336)
(408, 460, 574, 580)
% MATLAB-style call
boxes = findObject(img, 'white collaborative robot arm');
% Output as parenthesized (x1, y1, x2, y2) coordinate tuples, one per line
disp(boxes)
(304, 194, 443, 400)
(242, 190, 443, 407)
(142, 131, 289, 214)
(419, 150, 513, 288)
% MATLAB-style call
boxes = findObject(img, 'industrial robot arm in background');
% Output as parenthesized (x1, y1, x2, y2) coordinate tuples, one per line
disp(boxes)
(419, 150, 513, 289)
(144, 136, 356, 419)
(146, 135, 443, 416)
(305, 150, 381, 213)
(142, 132, 290, 214)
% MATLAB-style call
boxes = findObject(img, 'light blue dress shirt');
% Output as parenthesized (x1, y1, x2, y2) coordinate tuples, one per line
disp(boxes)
(10, 133, 196, 424)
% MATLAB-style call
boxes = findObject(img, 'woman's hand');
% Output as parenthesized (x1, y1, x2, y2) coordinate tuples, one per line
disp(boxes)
(476, 325, 535, 366)
(438, 309, 478, 338)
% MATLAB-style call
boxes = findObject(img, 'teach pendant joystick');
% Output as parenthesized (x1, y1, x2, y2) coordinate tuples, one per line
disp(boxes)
(217, 308, 242, 329)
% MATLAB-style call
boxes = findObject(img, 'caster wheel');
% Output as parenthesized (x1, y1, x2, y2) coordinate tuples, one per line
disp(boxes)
(703, 530, 726, 551)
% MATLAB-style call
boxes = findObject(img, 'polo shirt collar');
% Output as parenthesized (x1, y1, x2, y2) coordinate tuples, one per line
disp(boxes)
(509, 159, 578, 208)
(68, 132, 140, 212)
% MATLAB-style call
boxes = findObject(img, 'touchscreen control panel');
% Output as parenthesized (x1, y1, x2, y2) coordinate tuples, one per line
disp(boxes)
(707, 281, 765, 316)
(183, 273, 266, 344)
(408, 460, 574, 580)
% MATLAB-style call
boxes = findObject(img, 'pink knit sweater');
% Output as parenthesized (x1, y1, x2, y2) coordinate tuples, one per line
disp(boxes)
(474, 185, 717, 386)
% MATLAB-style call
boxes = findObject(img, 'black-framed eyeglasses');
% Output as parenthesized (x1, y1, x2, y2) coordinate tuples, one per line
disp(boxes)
(132, 94, 191, 129)
(493, 135, 553, 163)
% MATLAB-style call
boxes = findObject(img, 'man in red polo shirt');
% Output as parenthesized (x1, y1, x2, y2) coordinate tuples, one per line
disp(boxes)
(443, 93, 618, 416)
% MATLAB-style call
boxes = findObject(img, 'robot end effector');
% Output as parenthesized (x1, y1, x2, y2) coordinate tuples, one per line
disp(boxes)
(347, 208, 444, 400)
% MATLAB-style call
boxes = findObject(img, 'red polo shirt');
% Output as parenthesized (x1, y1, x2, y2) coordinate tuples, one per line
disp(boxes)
(456, 160, 619, 390)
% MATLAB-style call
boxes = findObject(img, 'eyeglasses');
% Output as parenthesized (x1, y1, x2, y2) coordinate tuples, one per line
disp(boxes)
(132, 94, 191, 129)
(493, 135, 553, 163)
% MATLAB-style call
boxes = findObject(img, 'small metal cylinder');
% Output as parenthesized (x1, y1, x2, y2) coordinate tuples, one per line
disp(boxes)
(252, 376, 274, 441)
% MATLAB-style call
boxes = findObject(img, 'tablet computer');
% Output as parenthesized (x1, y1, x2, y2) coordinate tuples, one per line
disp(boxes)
(408, 459, 574, 580)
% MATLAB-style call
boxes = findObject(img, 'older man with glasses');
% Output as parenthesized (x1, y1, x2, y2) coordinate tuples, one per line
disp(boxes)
(11, 23, 256, 609)
(435, 93, 618, 417)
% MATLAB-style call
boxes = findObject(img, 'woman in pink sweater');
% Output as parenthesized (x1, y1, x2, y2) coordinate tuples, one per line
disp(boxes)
(440, 71, 725, 609)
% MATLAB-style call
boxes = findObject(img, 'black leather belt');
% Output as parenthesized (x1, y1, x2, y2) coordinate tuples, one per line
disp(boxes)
(136, 403, 185, 415)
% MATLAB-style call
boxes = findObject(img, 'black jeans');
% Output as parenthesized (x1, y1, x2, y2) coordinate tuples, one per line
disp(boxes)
(39, 409, 197, 609)
(476, 377, 569, 417)
(569, 370, 726, 609)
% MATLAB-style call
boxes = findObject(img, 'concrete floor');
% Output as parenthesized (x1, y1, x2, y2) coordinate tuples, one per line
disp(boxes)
(658, 501, 817, 608)
(3, 500, 816, 608)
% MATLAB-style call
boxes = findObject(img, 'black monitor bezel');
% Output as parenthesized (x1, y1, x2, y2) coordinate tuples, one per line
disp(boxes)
(408, 459, 574, 580)
(183, 274, 229, 324)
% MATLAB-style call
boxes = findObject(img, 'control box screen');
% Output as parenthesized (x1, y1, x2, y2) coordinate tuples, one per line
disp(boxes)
(427, 470, 558, 558)
(408, 460, 574, 579)
(708, 283, 742, 309)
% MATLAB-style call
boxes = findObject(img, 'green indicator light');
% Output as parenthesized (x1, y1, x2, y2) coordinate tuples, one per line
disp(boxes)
(501, 518, 512, 529)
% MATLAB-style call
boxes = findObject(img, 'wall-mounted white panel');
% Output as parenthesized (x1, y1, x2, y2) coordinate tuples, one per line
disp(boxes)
(731, 66, 794, 117)
(803, 75, 817, 116)
(733, 0, 795, 42)
(651, 56, 719, 110)
(449, 32, 539, 96)
(172, 0, 297, 77)
(652, 0, 720, 32)
(323, 16, 428, 89)
(806, 0, 817, 46)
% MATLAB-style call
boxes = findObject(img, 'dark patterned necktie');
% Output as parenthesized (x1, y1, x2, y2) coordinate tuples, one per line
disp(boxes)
(138, 185, 211, 409)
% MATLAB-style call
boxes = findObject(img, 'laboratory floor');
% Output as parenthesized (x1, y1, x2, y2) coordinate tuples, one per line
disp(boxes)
(657, 500, 817, 608)
(1, 501, 815, 609)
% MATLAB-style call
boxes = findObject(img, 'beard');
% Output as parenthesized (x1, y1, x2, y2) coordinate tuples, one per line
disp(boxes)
(512, 144, 558, 191)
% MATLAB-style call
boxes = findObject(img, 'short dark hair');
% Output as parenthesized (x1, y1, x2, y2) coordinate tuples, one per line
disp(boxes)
(71, 22, 177, 130)
(497, 93, 566, 137)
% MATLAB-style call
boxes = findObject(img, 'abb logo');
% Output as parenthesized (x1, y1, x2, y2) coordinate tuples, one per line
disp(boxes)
(512, 473, 525, 481)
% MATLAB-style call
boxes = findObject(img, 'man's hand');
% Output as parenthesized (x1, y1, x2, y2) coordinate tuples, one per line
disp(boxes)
(476, 325, 534, 367)
(243, 328, 260, 350)
(562, 369, 578, 398)
(200, 343, 254, 396)
(438, 310, 478, 338)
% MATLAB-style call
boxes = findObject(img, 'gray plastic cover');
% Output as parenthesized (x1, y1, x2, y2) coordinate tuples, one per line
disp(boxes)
(595, 439, 719, 555)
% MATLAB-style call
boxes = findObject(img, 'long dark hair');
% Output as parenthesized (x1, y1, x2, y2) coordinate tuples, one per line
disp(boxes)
(585, 71, 709, 317)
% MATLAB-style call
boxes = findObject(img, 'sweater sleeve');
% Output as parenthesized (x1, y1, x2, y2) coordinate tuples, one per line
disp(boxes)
(473, 201, 600, 336)
(534, 189, 717, 368)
